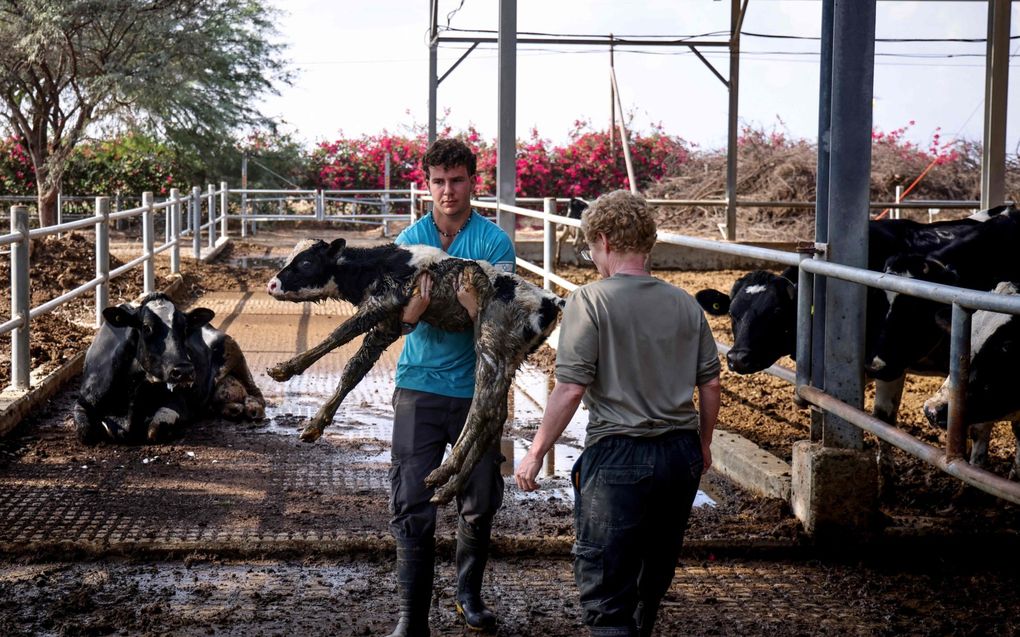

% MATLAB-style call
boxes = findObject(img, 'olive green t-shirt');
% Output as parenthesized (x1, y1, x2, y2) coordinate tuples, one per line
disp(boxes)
(555, 273, 721, 448)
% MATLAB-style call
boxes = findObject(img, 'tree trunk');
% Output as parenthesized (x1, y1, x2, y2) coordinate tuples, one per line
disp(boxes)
(37, 184, 59, 227)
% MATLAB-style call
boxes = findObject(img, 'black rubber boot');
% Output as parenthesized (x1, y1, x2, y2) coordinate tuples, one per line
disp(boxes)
(634, 599, 660, 637)
(386, 537, 435, 637)
(455, 521, 497, 632)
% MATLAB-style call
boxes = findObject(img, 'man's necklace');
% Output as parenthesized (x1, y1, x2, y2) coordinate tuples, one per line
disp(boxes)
(433, 213, 470, 239)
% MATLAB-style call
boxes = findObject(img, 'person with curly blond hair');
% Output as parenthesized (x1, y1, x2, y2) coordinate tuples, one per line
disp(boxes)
(515, 190, 722, 637)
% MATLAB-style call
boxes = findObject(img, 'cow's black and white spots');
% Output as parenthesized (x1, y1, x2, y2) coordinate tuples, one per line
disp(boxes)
(869, 205, 1020, 384)
(266, 238, 565, 504)
(923, 281, 1020, 477)
(73, 293, 265, 444)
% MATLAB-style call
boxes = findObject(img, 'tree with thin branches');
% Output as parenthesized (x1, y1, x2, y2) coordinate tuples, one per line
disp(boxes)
(0, 0, 290, 225)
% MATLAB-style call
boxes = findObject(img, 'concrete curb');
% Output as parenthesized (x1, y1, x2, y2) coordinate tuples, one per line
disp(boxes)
(711, 430, 792, 501)
(0, 275, 186, 438)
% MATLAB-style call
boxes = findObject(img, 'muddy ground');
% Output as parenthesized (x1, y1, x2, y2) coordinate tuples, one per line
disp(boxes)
(2, 233, 1020, 636)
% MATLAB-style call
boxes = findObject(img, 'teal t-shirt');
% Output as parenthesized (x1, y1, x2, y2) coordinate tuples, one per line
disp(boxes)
(394, 211, 516, 398)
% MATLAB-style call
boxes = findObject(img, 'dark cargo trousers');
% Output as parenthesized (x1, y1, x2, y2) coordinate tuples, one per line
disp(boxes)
(571, 430, 704, 636)
(389, 388, 505, 540)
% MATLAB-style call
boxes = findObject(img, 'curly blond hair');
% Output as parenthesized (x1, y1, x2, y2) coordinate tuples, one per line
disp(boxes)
(581, 190, 657, 254)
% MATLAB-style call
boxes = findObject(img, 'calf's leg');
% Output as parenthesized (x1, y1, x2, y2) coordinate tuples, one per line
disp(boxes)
(300, 322, 401, 442)
(268, 303, 399, 381)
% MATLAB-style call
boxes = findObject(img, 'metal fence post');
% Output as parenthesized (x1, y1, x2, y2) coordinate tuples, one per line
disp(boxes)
(946, 302, 973, 460)
(207, 184, 217, 248)
(95, 197, 110, 328)
(56, 192, 63, 229)
(10, 206, 30, 390)
(169, 188, 181, 274)
(794, 250, 814, 407)
(409, 185, 417, 223)
(220, 182, 229, 239)
(316, 190, 325, 222)
(192, 186, 202, 259)
(542, 197, 555, 290)
(142, 191, 155, 294)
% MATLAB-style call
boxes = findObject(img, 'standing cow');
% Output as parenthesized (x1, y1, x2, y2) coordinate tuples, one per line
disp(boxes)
(922, 281, 1020, 478)
(555, 197, 589, 266)
(73, 292, 264, 444)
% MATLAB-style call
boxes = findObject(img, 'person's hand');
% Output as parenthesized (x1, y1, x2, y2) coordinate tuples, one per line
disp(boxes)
(454, 271, 479, 321)
(701, 441, 713, 475)
(514, 451, 543, 492)
(402, 272, 432, 324)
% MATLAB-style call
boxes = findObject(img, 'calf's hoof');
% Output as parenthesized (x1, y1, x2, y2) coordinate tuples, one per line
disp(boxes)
(221, 402, 245, 420)
(267, 363, 294, 382)
(299, 424, 324, 443)
(245, 396, 265, 420)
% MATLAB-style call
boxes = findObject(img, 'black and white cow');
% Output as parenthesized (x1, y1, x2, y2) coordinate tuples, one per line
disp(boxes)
(555, 197, 589, 266)
(868, 205, 1020, 384)
(695, 210, 1005, 425)
(922, 281, 1020, 478)
(73, 293, 265, 444)
(266, 238, 565, 504)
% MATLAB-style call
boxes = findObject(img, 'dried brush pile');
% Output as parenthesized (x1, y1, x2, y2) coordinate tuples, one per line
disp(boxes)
(645, 128, 1020, 241)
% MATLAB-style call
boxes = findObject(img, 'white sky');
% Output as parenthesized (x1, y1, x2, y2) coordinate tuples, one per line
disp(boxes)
(260, 1, 1018, 153)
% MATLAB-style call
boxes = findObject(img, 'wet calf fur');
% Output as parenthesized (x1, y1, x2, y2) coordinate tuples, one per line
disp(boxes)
(74, 293, 265, 444)
(266, 238, 565, 504)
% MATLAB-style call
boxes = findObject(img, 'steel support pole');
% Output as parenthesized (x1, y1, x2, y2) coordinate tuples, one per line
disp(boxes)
(543, 197, 555, 291)
(496, 0, 517, 239)
(724, 0, 741, 241)
(821, 0, 876, 450)
(980, 0, 1010, 209)
(95, 197, 110, 327)
(9, 206, 30, 390)
(794, 252, 814, 407)
(169, 188, 181, 274)
(810, 0, 835, 441)
(946, 303, 973, 461)
(192, 186, 201, 258)
(428, 1, 438, 146)
(142, 191, 155, 294)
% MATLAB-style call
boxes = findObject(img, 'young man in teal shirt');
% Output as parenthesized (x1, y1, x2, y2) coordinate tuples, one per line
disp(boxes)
(385, 138, 515, 637)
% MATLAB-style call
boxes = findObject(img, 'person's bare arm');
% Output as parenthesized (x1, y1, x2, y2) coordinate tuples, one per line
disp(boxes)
(514, 380, 586, 491)
(697, 375, 721, 474)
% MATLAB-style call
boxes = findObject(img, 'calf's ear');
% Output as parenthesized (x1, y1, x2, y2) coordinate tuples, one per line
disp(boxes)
(327, 238, 347, 259)
(103, 305, 139, 329)
(695, 289, 731, 316)
(186, 307, 216, 330)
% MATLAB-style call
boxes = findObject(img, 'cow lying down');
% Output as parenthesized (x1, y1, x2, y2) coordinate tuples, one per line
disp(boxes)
(266, 238, 565, 504)
(73, 293, 265, 444)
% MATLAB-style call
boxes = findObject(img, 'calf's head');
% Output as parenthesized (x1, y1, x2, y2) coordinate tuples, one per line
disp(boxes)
(923, 281, 1020, 428)
(102, 294, 214, 390)
(696, 270, 796, 374)
(267, 238, 347, 302)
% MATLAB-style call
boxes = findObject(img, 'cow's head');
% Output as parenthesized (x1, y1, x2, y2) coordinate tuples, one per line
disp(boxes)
(923, 281, 1020, 428)
(102, 294, 214, 390)
(696, 269, 796, 374)
(267, 238, 346, 302)
(865, 254, 958, 381)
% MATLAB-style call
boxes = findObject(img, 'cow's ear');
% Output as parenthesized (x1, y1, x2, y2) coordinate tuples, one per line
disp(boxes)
(696, 289, 730, 316)
(781, 278, 796, 301)
(186, 307, 216, 330)
(327, 238, 347, 259)
(103, 305, 139, 329)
